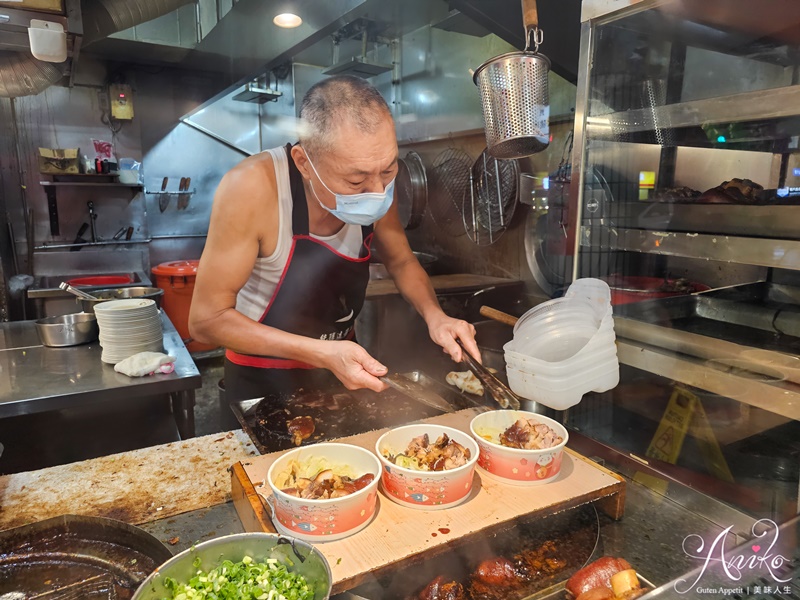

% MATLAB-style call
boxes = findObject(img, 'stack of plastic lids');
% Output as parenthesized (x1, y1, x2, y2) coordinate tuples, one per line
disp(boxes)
(503, 278, 619, 410)
(95, 298, 163, 364)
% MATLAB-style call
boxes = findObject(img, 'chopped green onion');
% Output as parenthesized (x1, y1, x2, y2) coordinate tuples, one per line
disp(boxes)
(161, 555, 314, 600)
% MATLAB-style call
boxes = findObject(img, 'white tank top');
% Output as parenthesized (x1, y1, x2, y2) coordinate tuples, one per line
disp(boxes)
(235, 147, 365, 322)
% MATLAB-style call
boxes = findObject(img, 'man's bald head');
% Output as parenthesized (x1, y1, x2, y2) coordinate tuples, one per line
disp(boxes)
(299, 75, 393, 157)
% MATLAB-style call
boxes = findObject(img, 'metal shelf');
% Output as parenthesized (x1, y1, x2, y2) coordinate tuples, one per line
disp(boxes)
(614, 202, 800, 240)
(581, 227, 800, 271)
(39, 181, 143, 188)
(39, 180, 143, 236)
(616, 335, 800, 422)
(587, 84, 800, 135)
(34, 239, 150, 251)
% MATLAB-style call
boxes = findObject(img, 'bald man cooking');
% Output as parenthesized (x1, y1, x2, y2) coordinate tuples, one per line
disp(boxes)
(189, 75, 480, 401)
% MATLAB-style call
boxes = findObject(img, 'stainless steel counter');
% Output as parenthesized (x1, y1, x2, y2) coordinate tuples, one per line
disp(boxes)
(0, 312, 200, 438)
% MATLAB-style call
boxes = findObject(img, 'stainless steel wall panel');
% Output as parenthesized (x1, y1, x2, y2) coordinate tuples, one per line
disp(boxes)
(142, 122, 243, 237)
(184, 87, 261, 156)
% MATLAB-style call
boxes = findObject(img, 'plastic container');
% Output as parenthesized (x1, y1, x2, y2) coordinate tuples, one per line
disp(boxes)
(505, 344, 618, 377)
(506, 363, 620, 410)
(508, 357, 620, 390)
(151, 260, 215, 353)
(508, 327, 616, 363)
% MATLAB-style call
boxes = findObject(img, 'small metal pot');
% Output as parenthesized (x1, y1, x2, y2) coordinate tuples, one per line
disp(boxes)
(80, 286, 164, 313)
(35, 312, 99, 347)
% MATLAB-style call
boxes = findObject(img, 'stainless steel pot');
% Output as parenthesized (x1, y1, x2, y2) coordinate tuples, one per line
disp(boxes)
(132, 533, 332, 600)
(35, 312, 99, 347)
(80, 286, 164, 313)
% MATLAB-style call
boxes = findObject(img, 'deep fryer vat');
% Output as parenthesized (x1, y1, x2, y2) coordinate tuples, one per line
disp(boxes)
(0, 514, 171, 599)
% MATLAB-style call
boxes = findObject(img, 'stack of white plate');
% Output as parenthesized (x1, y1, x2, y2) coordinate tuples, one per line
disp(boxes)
(94, 299, 163, 364)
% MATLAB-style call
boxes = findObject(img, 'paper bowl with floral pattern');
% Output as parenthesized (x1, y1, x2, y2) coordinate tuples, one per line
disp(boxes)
(262, 443, 381, 542)
(375, 424, 479, 510)
(469, 410, 568, 486)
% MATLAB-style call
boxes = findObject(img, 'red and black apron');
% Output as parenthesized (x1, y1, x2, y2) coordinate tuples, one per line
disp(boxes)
(224, 144, 374, 401)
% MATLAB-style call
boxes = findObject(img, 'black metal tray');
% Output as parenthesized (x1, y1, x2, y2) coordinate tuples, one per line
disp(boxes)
(232, 371, 486, 455)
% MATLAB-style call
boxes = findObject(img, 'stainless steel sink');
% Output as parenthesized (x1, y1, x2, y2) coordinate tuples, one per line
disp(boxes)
(30, 272, 149, 298)
(27, 271, 153, 318)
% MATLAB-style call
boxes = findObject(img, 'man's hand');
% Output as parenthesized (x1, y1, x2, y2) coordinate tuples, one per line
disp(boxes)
(427, 312, 481, 364)
(317, 340, 389, 393)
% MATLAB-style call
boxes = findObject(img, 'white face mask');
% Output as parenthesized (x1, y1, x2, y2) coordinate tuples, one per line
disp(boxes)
(305, 152, 395, 226)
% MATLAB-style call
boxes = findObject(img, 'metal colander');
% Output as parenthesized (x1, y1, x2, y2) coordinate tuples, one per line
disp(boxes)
(473, 0, 551, 159)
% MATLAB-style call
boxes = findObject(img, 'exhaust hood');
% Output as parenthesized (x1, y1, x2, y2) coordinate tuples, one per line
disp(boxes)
(322, 18, 393, 78)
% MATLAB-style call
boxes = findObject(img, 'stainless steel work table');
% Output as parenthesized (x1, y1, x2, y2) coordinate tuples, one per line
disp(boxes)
(0, 312, 200, 439)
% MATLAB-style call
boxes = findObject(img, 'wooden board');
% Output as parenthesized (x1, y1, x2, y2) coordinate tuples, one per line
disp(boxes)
(232, 409, 626, 595)
(0, 431, 259, 531)
(366, 274, 520, 299)
(0, 0, 63, 13)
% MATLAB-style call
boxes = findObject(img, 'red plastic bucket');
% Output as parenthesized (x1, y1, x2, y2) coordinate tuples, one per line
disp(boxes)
(151, 260, 216, 353)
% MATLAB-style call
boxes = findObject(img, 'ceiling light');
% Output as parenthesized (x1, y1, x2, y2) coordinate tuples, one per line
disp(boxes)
(273, 13, 302, 28)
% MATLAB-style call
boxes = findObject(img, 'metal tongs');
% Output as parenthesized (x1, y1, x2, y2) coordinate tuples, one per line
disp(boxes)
(59, 281, 99, 301)
(457, 339, 521, 410)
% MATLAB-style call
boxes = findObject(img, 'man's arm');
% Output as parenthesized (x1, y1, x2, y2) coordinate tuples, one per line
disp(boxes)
(188, 158, 388, 391)
(373, 200, 480, 363)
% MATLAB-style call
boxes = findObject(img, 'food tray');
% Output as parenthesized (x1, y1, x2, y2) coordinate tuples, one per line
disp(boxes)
(232, 409, 626, 595)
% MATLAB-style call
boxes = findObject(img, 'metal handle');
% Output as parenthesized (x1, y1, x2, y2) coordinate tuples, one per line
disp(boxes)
(521, 0, 544, 52)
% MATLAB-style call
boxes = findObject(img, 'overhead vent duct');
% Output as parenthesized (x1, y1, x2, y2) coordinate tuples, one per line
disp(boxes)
(0, 50, 63, 97)
(0, 0, 194, 97)
(80, 0, 197, 46)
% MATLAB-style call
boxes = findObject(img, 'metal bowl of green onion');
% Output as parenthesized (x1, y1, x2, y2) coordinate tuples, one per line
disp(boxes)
(132, 532, 332, 600)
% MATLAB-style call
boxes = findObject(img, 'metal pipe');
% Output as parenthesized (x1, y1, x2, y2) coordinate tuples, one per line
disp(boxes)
(35, 239, 151, 250)
(179, 119, 253, 156)
(87, 201, 97, 243)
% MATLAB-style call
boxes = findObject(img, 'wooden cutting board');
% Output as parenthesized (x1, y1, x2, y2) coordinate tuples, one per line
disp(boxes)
(232, 409, 625, 595)
(0, 431, 258, 531)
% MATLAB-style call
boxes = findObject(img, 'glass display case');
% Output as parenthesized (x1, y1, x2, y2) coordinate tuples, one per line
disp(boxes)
(567, 0, 800, 524)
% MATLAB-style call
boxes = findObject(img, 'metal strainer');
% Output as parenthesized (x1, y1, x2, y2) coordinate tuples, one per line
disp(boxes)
(473, 0, 550, 159)
(463, 149, 519, 245)
(427, 148, 473, 237)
